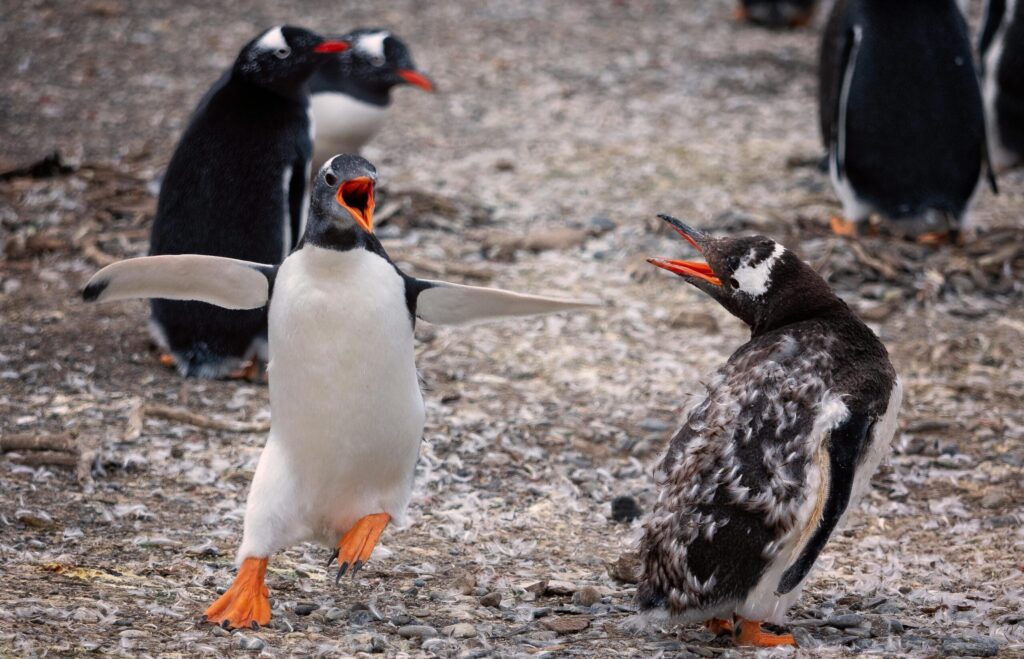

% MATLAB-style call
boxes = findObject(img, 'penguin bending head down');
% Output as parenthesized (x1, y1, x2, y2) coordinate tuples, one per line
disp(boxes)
(310, 29, 434, 170)
(148, 26, 350, 380)
(83, 155, 597, 630)
(634, 215, 901, 647)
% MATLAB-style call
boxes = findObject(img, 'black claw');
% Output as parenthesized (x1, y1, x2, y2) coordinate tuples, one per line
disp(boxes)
(221, 620, 230, 630)
(251, 621, 259, 630)
(351, 560, 363, 577)
(336, 561, 349, 583)
(326, 548, 338, 569)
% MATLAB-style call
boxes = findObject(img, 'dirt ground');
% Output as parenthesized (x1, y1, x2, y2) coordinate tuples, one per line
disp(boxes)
(1, 0, 1023, 656)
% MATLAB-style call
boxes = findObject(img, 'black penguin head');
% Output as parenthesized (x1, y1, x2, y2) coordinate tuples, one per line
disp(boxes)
(234, 26, 350, 96)
(312, 29, 434, 101)
(648, 214, 846, 334)
(312, 154, 378, 235)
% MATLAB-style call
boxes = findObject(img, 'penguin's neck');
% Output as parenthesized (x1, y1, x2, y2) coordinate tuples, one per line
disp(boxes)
(298, 213, 389, 261)
(230, 70, 310, 104)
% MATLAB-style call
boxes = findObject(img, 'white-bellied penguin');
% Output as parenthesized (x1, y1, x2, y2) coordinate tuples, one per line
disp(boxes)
(980, 0, 1024, 172)
(736, 0, 817, 28)
(82, 155, 597, 630)
(633, 215, 901, 647)
(819, 0, 996, 243)
(148, 26, 350, 379)
(309, 29, 434, 170)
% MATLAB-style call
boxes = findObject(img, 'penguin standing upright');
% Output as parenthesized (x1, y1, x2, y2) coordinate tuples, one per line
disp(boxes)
(820, 0, 993, 242)
(82, 155, 596, 630)
(149, 26, 349, 379)
(310, 29, 434, 171)
(736, 0, 817, 28)
(634, 215, 901, 647)
(980, 0, 1024, 172)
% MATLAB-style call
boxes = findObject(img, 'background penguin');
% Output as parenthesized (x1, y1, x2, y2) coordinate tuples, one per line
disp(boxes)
(819, 0, 994, 242)
(736, 0, 817, 29)
(148, 26, 349, 379)
(980, 0, 1024, 172)
(310, 29, 434, 171)
(82, 155, 596, 630)
(633, 215, 901, 647)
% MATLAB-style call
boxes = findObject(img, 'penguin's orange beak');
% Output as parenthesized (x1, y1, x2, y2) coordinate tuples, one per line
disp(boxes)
(647, 215, 722, 286)
(397, 69, 435, 91)
(337, 177, 375, 233)
(314, 40, 350, 54)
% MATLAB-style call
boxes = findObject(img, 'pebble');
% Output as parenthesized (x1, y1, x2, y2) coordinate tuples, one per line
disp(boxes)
(15, 509, 55, 528)
(397, 624, 438, 639)
(610, 496, 643, 523)
(825, 613, 865, 629)
(572, 586, 602, 607)
(455, 573, 477, 595)
(941, 635, 1000, 657)
(479, 591, 502, 608)
(540, 615, 590, 634)
(638, 417, 670, 432)
(985, 514, 1019, 528)
(349, 609, 374, 625)
(443, 623, 477, 638)
(293, 603, 318, 616)
(237, 635, 265, 651)
(324, 607, 344, 622)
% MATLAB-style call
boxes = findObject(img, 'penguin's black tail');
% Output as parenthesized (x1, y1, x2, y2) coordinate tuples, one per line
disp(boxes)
(172, 343, 239, 380)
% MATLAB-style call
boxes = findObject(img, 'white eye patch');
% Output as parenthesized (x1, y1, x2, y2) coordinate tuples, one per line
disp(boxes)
(357, 32, 389, 61)
(256, 26, 288, 52)
(732, 242, 785, 297)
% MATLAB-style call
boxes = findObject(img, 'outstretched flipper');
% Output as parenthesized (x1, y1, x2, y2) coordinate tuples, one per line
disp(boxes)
(82, 255, 276, 310)
(412, 279, 600, 327)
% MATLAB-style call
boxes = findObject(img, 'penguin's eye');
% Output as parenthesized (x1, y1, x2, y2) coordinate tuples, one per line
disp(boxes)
(274, 47, 291, 59)
(730, 277, 740, 289)
(370, 55, 386, 66)
(726, 256, 741, 271)
(324, 172, 339, 186)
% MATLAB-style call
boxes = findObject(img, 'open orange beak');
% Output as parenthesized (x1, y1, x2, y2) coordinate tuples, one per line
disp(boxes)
(398, 69, 435, 91)
(647, 214, 722, 286)
(314, 40, 350, 54)
(336, 177, 375, 233)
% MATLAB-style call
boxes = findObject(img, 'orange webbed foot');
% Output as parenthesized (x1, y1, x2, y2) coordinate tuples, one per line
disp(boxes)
(830, 215, 861, 237)
(203, 557, 271, 630)
(704, 617, 733, 635)
(732, 5, 748, 22)
(226, 359, 267, 382)
(735, 619, 796, 647)
(330, 513, 391, 581)
(916, 230, 961, 247)
(158, 353, 176, 369)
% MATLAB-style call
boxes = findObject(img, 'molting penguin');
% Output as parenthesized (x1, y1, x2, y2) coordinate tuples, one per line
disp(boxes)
(310, 29, 433, 170)
(82, 155, 597, 630)
(980, 0, 1024, 172)
(633, 215, 901, 647)
(149, 26, 350, 379)
(820, 0, 994, 242)
(736, 0, 817, 28)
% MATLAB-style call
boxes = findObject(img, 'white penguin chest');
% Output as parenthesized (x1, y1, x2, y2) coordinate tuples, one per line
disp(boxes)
(310, 93, 390, 154)
(267, 246, 424, 469)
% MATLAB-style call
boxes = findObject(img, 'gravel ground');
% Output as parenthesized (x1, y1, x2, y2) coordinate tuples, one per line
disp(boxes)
(2, 0, 1023, 656)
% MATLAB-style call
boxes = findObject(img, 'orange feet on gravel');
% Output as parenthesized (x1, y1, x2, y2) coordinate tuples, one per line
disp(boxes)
(916, 231, 958, 247)
(705, 618, 733, 635)
(830, 216, 860, 237)
(226, 359, 266, 382)
(732, 5, 748, 21)
(330, 513, 391, 581)
(735, 619, 796, 647)
(158, 353, 175, 368)
(203, 557, 271, 629)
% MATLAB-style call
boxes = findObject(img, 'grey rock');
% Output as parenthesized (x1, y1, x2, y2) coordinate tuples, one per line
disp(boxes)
(390, 613, 414, 625)
(237, 635, 265, 651)
(638, 417, 670, 432)
(443, 622, 477, 638)
(349, 609, 374, 625)
(572, 586, 602, 607)
(324, 607, 344, 622)
(941, 635, 1000, 657)
(479, 591, 502, 608)
(293, 603, 318, 616)
(397, 624, 439, 639)
(825, 613, 865, 629)
(369, 635, 387, 653)
(985, 514, 1020, 528)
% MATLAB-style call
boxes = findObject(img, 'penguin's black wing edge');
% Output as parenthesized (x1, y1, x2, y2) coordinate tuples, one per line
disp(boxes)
(407, 277, 600, 327)
(776, 412, 875, 595)
(82, 255, 277, 310)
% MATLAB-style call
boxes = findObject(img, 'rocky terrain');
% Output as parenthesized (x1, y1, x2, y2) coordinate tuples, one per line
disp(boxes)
(1, 0, 1022, 656)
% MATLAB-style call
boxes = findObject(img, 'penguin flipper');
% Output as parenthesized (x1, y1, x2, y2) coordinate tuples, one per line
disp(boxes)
(776, 412, 875, 595)
(411, 279, 600, 327)
(82, 255, 276, 310)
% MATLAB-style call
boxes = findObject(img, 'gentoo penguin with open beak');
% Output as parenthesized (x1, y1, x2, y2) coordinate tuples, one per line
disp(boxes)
(633, 215, 901, 647)
(735, 0, 817, 29)
(309, 29, 434, 171)
(148, 26, 349, 379)
(819, 0, 995, 243)
(82, 155, 596, 630)
(980, 0, 1024, 172)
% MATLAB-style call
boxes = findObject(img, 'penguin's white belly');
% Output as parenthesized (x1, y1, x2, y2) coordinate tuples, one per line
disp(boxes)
(311, 93, 389, 164)
(257, 246, 423, 548)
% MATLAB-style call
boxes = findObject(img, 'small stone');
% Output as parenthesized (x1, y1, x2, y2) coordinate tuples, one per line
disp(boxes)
(941, 635, 1000, 657)
(985, 514, 1020, 528)
(349, 609, 373, 625)
(455, 573, 477, 595)
(572, 586, 602, 607)
(397, 624, 438, 639)
(479, 591, 502, 608)
(825, 613, 865, 629)
(589, 215, 616, 233)
(540, 615, 590, 634)
(606, 552, 641, 584)
(443, 622, 477, 638)
(237, 635, 265, 651)
(544, 580, 576, 596)
(638, 417, 670, 432)
(611, 495, 643, 522)
(390, 614, 413, 625)
(370, 635, 387, 653)
(980, 491, 1010, 509)
(294, 603, 318, 616)
(414, 578, 427, 587)
(531, 607, 552, 619)
(525, 580, 548, 595)
(324, 607, 344, 622)
(15, 509, 55, 528)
